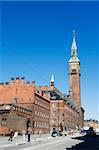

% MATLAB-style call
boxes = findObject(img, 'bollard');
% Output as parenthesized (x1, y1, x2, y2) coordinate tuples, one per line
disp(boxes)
(22, 130, 26, 142)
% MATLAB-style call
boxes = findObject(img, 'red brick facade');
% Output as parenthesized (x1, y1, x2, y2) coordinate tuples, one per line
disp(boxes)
(69, 62, 81, 106)
(0, 78, 50, 135)
(36, 85, 84, 132)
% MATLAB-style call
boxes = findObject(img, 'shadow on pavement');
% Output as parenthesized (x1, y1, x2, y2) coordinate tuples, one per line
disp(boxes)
(66, 135, 99, 150)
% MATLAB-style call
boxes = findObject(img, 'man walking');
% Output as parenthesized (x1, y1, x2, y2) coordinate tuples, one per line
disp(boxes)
(8, 129, 14, 141)
(27, 126, 32, 142)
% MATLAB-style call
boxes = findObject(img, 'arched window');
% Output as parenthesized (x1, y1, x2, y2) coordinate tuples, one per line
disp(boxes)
(1, 118, 6, 126)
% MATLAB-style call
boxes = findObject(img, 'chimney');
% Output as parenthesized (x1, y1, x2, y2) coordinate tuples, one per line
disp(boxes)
(26, 81, 30, 86)
(21, 77, 25, 87)
(0, 82, 4, 89)
(10, 78, 15, 86)
(5, 82, 9, 87)
(1, 82, 4, 85)
(11, 78, 14, 80)
(16, 77, 20, 83)
(32, 81, 35, 87)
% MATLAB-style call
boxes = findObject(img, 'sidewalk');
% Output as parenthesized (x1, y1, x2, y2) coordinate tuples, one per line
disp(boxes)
(0, 133, 83, 150)
(0, 132, 82, 145)
(0, 134, 53, 145)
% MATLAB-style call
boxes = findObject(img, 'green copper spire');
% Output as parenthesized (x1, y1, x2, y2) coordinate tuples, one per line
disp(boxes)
(50, 74, 55, 86)
(69, 30, 79, 62)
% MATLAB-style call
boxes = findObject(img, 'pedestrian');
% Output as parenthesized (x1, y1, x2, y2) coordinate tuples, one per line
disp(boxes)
(8, 129, 14, 141)
(71, 129, 73, 135)
(14, 130, 18, 138)
(39, 130, 42, 138)
(27, 126, 32, 142)
(14, 130, 18, 145)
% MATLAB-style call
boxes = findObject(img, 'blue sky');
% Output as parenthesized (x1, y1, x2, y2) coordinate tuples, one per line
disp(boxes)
(0, 1, 99, 120)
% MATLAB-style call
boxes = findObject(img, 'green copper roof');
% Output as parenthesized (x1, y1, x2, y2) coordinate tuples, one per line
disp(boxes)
(50, 74, 55, 83)
(69, 55, 79, 62)
(69, 30, 79, 63)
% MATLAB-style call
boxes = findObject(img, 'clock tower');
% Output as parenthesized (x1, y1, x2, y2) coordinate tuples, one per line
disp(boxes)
(68, 31, 81, 106)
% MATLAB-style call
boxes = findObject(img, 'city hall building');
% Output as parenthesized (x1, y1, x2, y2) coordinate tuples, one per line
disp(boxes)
(0, 32, 84, 135)
(0, 79, 50, 135)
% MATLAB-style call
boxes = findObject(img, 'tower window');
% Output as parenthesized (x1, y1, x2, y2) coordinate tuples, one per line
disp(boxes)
(72, 69, 76, 73)
(71, 69, 77, 74)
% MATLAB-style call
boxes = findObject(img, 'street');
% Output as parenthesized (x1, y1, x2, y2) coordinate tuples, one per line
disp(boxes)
(0, 134, 99, 150)
(0, 134, 83, 150)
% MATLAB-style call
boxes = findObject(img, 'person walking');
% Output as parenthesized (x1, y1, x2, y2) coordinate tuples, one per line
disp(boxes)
(8, 129, 14, 141)
(27, 126, 32, 142)
(14, 130, 18, 145)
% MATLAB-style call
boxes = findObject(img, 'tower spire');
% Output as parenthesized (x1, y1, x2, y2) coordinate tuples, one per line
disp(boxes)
(71, 30, 77, 56)
(50, 74, 55, 86)
(69, 30, 79, 62)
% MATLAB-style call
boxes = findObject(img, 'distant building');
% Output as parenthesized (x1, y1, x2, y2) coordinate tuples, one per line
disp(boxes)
(0, 31, 84, 135)
(84, 119, 99, 130)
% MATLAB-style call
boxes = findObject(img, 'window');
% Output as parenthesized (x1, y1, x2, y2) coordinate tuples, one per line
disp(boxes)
(12, 106, 15, 111)
(42, 91, 43, 96)
(14, 98, 18, 103)
(21, 108, 23, 112)
(1, 118, 6, 126)
(16, 88, 17, 94)
(34, 121, 36, 128)
(71, 69, 76, 74)
(15, 107, 18, 111)
(52, 103, 55, 108)
(33, 121, 35, 128)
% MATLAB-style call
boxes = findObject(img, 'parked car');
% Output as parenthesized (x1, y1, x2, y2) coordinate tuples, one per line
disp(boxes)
(81, 129, 89, 135)
(51, 130, 62, 137)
